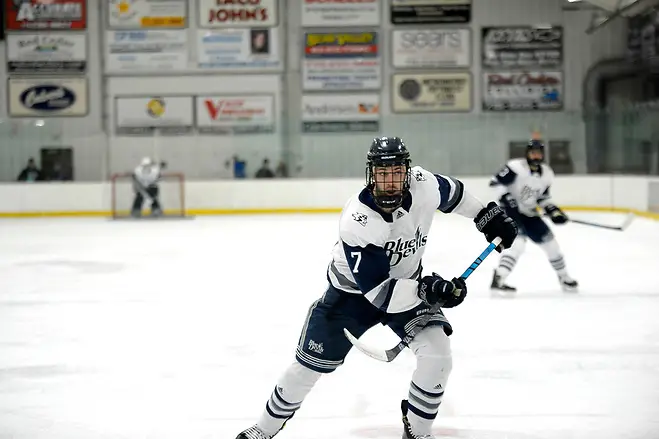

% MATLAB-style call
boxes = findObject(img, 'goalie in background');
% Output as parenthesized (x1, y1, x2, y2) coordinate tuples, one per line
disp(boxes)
(131, 157, 166, 217)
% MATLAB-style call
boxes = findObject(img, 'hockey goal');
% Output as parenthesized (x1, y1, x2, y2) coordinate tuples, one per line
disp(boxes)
(110, 172, 187, 219)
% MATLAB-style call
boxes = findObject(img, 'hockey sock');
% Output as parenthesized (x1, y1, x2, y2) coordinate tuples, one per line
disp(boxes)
(257, 362, 321, 435)
(495, 236, 526, 281)
(539, 239, 569, 278)
(406, 326, 452, 435)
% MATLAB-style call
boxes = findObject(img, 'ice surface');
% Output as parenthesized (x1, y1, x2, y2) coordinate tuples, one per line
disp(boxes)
(1, 212, 658, 439)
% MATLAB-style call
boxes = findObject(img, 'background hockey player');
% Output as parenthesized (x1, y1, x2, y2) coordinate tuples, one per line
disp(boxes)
(235, 137, 518, 439)
(489, 139, 578, 292)
(131, 157, 165, 217)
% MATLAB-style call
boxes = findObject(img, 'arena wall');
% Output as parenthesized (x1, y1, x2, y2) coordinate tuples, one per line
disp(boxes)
(1, 176, 658, 219)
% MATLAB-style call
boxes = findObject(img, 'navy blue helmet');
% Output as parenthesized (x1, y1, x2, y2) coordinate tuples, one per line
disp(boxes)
(366, 137, 411, 209)
(526, 139, 545, 169)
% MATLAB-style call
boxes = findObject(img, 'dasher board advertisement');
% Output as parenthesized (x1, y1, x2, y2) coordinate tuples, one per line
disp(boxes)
(482, 26, 563, 68)
(7, 33, 87, 73)
(196, 95, 275, 134)
(105, 29, 188, 72)
(198, 0, 278, 28)
(301, 0, 380, 27)
(390, 0, 471, 25)
(302, 94, 380, 133)
(303, 32, 381, 91)
(482, 71, 563, 111)
(197, 28, 281, 70)
(392, 28, 470, 68)
(8, 77, 88, 117)
(5, 0, 87, 30)
(108, 0, 187, 29)
(115, 96, 194, 135)
(392, 72, 472, 113)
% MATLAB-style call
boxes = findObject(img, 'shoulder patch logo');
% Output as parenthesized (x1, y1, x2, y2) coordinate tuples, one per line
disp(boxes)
(352, 212, 368, 227)
(413, 170, 426, 181)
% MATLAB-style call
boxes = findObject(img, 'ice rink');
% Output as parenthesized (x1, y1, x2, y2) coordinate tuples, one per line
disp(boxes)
(1, 212, 658, 439)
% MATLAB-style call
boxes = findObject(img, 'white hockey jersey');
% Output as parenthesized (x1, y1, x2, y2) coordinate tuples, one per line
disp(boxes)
(133, 163, 161, 188)
(327, 166, 485, 314)
(489, 158, 555, 216)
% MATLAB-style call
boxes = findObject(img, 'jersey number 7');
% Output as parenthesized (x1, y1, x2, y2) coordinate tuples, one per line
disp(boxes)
(350, 252, 361, 273)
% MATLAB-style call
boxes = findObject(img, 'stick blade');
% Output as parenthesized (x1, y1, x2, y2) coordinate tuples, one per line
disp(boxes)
(619, 212, 635, 230)
(343, 328, 392, 362)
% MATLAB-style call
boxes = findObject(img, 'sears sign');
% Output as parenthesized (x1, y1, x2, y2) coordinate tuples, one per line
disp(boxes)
(8, 77, 88, 116)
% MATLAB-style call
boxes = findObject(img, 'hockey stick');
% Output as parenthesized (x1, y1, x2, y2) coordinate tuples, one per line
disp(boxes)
(568, 212, 634, 231)
(344, 237, 503, 363)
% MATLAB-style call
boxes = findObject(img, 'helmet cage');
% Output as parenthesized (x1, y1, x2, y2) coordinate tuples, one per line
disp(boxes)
(366, 155, 411, 209)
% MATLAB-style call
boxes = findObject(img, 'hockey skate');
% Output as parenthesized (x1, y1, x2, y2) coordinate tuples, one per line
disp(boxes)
(490, 272, 516, 295)
(559, 275, 578, 293)
(236, 413, 294, 439)
(236, 425, 275, 439)
(401, 399, 435, 439)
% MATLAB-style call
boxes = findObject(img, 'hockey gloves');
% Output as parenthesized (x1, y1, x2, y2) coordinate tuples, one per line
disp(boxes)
(418, 273, 467, 309)
(499, 192, 518, 210)
(545, 204, 568, 224)
(474, 202, 518, 252)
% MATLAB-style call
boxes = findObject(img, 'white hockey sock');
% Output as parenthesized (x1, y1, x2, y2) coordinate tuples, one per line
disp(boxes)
(539, 239, 569, 278)
(257, 361, 321, 435)
(496, 236, 526, 281)
(406, 326, 452, 435)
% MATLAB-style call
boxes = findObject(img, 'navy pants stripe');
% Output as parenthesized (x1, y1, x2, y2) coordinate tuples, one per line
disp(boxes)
(295, 286, 452, 373)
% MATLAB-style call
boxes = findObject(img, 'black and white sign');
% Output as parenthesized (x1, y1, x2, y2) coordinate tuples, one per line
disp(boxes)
(115, 96, 194, 135)
(7, 33, 87, 73)
(196, 95, 275, 134)
(301, 0, 380, 26)
(302, 94, 380, 133)
(108, 0, 187, 29)
(8, 77, 88, 117)
(105, 29, 188, 72)
(482, 71, 563, 111)
(392, 72, 471, 113)
(392, 29, 470, 68)
(482, 26, 563, 68)
(197, 28, 281, 70)
(391, 0, 471, 25)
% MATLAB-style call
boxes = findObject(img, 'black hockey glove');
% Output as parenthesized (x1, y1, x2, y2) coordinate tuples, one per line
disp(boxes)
(545, 204, 568, 224)
(474, 202, 518, 252)
(418, 273, 467, 309)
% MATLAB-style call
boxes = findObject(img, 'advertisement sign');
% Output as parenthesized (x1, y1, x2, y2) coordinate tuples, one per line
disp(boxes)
(392, 72, 471, 113)
(196, 95, 275, 134)
(482, 26, 563, 68)
(105, 29, 188, 72)
(302, 94, 380, 133)
(391, 0, 471, 25)
(303, 32, 381, 91)
(7, 33, 87, 73)
(8, 77, 88, 117)
(482, 71, 563, 111)
(115, 96, 194, 135)
(197, 28, 280, 70)
(5, 0, 87, 30)
(392, 28, 470, 68)
(301, 0, 379, 27)
(108, 0, 187, 29)
(198, 0, 278, 28)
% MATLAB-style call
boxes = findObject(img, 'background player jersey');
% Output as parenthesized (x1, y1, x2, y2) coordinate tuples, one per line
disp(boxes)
(490, 158, 555, 216)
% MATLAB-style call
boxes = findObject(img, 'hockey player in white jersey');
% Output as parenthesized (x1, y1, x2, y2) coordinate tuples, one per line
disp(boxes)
(131, 157, 164, 217)
(235, 137, 518, 439)
(489, 139, 578, 292)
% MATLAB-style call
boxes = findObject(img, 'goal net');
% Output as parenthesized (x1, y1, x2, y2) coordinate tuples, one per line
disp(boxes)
(110, 172, 186, 219)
